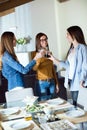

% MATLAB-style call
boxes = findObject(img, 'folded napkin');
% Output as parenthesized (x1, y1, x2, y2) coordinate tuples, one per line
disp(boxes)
(23, 96, 38, 105)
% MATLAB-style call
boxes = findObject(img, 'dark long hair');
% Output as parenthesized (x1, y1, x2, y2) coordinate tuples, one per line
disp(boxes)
(35, 32, 49, 52)
(66, 26, 86, 57)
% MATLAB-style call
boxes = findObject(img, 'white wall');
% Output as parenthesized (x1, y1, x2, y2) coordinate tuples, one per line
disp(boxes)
(0, 3, 34, 51)
(56, 0, 87, 59)
(0, 0, 87, 65)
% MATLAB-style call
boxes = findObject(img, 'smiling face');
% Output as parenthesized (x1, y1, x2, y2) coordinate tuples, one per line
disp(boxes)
(35, 33, 49, 52)
(40, 35, 48, 49)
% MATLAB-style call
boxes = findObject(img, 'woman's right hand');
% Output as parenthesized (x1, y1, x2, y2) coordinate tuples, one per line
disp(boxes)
(48, 54, 55, 61)
(33, 52, 42, 61)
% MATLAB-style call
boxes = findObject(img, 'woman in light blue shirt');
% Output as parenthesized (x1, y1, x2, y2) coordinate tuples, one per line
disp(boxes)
(50, 26, 87, 107)
(0, 31, 42, 91)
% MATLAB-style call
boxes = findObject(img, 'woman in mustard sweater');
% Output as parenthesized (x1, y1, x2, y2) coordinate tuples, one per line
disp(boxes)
(33, 33, 59, 101)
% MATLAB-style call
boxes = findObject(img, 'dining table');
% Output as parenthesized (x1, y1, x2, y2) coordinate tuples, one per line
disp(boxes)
(0, 97, 87, 130)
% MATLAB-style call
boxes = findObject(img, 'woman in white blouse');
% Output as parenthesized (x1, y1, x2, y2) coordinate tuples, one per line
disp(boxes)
(50, 26, 87, 108)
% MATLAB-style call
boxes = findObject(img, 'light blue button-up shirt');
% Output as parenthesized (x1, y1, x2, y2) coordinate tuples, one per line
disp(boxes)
(59, 44, 87, 91)
(2, 51, 36, 90)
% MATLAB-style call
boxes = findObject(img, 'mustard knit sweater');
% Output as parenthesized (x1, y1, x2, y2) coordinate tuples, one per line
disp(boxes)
(33, 57, 58, 85)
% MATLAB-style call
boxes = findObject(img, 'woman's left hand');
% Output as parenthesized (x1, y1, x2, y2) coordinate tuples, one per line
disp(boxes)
(56, 85, 59, 93)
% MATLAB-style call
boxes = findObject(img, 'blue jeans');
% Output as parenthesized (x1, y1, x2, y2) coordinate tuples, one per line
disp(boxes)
(35, 79, 56, 101)
(71, 91, 79, 107)
(68, 79, 79, 107)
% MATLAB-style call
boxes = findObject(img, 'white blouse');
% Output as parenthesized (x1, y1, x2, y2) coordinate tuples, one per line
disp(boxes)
(68, 50, 75, 80)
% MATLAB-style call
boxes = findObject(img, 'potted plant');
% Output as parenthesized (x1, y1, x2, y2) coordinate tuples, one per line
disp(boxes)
(16, 36, 32, 52)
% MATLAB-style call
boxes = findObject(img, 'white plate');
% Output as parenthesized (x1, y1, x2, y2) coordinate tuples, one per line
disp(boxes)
(65, 109, 85, 118)
(47, 98, 64, 105)
(1, 119, 41, 130)
(0, 107, 19, 115)
(11, 120, 30, 130)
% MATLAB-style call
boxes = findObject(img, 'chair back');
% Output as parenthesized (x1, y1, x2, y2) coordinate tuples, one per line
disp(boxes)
(77, 87, 87, 110)
(5, 88, 34, 107)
